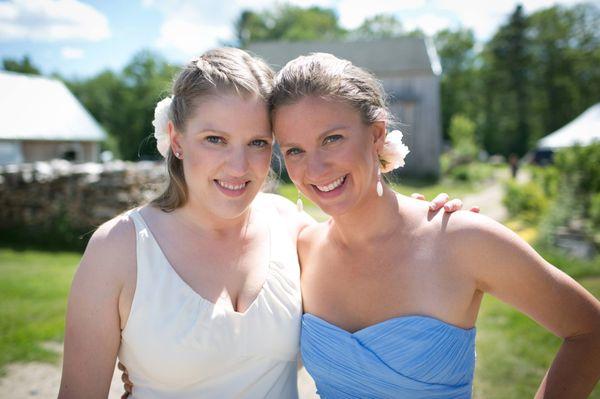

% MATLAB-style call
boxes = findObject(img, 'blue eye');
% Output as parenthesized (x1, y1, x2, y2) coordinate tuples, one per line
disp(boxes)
(323, 134, 342, 144)
(250, 139, 270, 148)
(206, 136, 224, 144)
(286, 147, 303, 156)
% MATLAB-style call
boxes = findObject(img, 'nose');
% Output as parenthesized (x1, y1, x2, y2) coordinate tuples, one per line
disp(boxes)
(225, 145, 250, 178)
(305, 151, 329, 183)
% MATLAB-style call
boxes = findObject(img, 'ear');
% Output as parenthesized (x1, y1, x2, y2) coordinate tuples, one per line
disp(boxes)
(168, 121, 183, 155)
(370, 121, 387, 153)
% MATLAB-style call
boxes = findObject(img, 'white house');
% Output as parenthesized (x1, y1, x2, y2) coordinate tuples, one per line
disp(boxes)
(0, 71, 106, 165)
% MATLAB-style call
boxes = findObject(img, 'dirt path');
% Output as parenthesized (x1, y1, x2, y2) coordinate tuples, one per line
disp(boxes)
(0, 343, 318, 399)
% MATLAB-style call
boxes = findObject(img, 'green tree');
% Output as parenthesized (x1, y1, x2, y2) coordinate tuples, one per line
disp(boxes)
(528, 4, 600, 138)
(66, 50, 177, 161)
(434, 28, 478, 140)
(449, 114, 478, 160)
(2, 55, 41, 75)
(351, 14, 403, 39)
(235, 4, 346, 47)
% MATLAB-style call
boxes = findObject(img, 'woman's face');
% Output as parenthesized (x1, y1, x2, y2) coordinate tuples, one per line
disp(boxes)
(273, 96, 385, 216)
(170, 93, 272, 220)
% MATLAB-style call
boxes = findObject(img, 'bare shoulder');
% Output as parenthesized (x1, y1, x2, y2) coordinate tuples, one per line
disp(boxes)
(297, 221, 327, 268)
(256, 192, 316, 237)
(77, 209, 137, 287)
(404, 195, 527, 263)
(433, 208, 523, 247)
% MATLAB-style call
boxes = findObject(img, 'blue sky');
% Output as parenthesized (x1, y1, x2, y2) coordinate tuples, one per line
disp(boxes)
(0, 0, 583, 79)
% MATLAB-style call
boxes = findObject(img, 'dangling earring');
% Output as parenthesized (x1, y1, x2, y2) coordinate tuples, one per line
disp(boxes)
(296, 190, 304, 212)
(376, 169, 383, 197)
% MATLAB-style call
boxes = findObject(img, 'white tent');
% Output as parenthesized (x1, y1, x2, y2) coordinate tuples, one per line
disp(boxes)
(537, 103, 600, 150)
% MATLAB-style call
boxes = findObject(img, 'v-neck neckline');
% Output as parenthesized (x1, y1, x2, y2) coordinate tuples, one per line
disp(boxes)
(133, 207, 273, 316)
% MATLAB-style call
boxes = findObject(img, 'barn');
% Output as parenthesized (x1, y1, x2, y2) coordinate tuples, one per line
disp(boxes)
(0, 71, 106, 165)
(248, 36, 442, 178)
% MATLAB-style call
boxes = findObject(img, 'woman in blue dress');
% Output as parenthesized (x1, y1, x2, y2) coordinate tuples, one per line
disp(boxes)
(271, 52, 600, 398)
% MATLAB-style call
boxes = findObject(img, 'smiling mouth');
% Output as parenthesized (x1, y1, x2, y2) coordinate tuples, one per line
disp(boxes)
(313, 175, 348, 192)
(215, 180, 249, 191)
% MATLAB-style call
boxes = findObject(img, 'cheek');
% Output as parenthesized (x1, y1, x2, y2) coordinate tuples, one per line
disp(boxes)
(250, 149, 272, 174)
(282, 158, 302, 183)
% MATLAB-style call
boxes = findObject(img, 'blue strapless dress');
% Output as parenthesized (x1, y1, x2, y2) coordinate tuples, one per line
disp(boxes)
(301, 313, 476, 399)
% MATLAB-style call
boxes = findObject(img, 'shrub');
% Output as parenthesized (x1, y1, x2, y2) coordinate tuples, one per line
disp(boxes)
(503, 180, 549, 224)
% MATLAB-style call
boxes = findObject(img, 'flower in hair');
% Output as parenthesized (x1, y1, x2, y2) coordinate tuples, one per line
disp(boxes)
(379, 130, 410, 173)
(153, 96, 172, 157)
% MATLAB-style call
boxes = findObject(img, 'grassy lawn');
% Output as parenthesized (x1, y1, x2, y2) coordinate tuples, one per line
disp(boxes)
(0, 239, 598, 395)
(0, 248, 80, 375)
(474, 276, 600, 398)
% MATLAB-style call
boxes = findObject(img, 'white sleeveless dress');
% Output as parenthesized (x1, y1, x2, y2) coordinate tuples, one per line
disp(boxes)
(118, 203, 302, 398)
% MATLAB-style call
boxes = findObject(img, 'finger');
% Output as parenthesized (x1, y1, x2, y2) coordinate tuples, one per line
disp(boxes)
(429, 193, 449, 210)
(125, 382, 133, 393)
(443, 199, 463, 213)
(411, 193, 426, 200)
(121, 373, 129, 383)
(117, 362, 126, 371)
(470, 206, 480, 213)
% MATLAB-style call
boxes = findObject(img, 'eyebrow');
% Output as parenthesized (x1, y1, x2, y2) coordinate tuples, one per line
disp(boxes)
(279, 125, 348, 148)
(196, 129, 272, 138)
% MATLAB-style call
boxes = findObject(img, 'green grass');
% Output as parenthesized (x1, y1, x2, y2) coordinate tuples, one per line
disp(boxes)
(0, 248, 80, 374)
(473, 276, 600, 398)
(0, 242, 598, 396)
(389, 176, 481, 200)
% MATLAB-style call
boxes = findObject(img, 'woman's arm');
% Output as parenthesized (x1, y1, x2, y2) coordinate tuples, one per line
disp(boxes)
(58, 216, 135, 399)
(452, 212, 600, 398)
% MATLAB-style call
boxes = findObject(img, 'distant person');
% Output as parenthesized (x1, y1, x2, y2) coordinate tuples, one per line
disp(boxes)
(509, 153, 519, 179)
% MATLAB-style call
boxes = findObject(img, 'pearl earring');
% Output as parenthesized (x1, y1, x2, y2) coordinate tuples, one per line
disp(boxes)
(296, 191, 304, 212)
(175, 151, 182, 159)
(376, 169, 383, 197)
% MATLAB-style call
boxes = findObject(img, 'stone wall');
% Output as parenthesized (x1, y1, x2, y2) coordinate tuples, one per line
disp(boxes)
(0, 160, 167, 247)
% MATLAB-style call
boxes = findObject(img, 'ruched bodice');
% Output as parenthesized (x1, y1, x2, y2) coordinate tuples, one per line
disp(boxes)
(301, 313, 476, 399)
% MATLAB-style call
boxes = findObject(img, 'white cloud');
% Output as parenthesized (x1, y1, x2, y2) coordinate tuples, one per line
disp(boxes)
(0, 0, 110, 42)
(404, 13, 454, 36)
(156, 18, 231, 56)
(61, 46, 84, 59)
(148, 1, 240, 57)
(335, 0, 428, 28)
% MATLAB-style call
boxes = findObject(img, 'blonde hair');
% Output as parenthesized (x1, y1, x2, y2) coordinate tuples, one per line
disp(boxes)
(270, 52, 391, 126)
(151, 47, 274, 212)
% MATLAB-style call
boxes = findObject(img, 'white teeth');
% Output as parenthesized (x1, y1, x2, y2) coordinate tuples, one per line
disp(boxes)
(316, 176, 345, 192)
(217, 180, 246, 191)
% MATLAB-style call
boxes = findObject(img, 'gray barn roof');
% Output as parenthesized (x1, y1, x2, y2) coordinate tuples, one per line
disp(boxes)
(0, 71, 106, 142)
(248, 36, 441, 76)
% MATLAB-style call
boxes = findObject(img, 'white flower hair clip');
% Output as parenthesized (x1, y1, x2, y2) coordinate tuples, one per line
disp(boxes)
(379, 130, 410, 173)
(153, 96, 173, 157)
